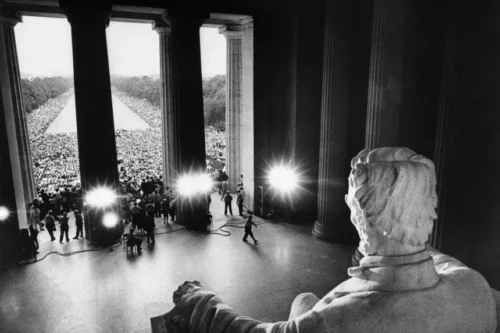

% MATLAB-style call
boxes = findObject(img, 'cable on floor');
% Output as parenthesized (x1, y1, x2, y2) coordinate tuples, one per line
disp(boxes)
(13, 218, 268, 267)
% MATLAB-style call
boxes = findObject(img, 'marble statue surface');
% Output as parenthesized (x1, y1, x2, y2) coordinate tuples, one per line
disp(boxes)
(155, 147, 497, 333)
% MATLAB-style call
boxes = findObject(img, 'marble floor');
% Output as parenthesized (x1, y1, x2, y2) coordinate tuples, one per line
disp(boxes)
(0, 193, 355, 333)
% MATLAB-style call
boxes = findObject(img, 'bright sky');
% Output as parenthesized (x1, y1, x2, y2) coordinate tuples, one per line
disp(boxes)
(14, 16, 226, 77)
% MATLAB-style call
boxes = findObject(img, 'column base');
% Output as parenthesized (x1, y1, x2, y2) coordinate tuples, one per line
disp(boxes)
(176, 194, 209, 231)
(312, 220, 354, 243)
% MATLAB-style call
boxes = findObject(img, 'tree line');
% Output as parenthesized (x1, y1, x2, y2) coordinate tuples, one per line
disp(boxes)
(22, 77, 73, 113)
(111, 74, 226, 130)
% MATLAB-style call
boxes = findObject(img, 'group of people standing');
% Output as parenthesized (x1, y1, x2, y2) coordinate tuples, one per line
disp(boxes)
(23, 189, 84, 255)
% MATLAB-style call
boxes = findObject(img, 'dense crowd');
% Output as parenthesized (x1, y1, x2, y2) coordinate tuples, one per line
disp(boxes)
(26, 89, 227, 196)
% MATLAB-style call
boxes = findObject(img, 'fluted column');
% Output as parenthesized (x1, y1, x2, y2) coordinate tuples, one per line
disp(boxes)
(365, 0, 415, 149)
(312, 0, 353, 242)
(220, 25, 243, 193)
(153, 20, 178, 188)
(61, 2, 122, 245)
(164, 10, 208, 229)
(0, 9, 35, 229)
(0, 7, 23, 264)
(430, 4, 457, 250)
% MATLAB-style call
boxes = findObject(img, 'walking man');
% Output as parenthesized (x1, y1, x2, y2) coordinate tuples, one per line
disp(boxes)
(222, 191, 233, 216)
(243, 210, 258, 244)
(73, 210, 83, 239)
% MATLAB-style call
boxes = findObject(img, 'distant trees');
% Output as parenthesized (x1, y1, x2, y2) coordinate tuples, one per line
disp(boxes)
(21, 77, 73, 113)
(111, 75, 160, 107)
(111, 74, 226, 129)
(203, 75, 226, 131)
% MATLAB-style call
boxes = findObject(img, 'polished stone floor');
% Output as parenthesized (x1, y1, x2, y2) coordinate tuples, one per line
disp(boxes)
(0, 193, 355, 333)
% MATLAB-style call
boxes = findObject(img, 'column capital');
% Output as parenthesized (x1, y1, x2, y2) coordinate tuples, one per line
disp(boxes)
(59, 1, 111, 27)
(219, 25, 244, 38)
(161, 8, 208, 29)
(152, 19, 171, 35)
(0, 8, 22, 27)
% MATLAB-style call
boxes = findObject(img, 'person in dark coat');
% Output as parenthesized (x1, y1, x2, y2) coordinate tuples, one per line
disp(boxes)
(59, 212, 70, 243)
(44, 210, 56, 241)
(73, 210, 83, 239)
(222, 191, 233, 216)
(144, 211, 155, 243)
(131, 202, 142, 229)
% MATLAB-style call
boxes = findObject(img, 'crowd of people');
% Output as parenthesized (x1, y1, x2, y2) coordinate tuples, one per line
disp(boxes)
(26, 90, 81, 192)
(25, 88, 228, 198)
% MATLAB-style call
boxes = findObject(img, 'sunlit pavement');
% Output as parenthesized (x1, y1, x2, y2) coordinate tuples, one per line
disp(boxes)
(0, 192, 354, 333)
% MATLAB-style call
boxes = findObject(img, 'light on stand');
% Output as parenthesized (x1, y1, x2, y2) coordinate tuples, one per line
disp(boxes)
(177, 173, 213, 196)
(268, 165, 299, 193)
(85, 187, 117, 208)
(0, 206, 10, 221)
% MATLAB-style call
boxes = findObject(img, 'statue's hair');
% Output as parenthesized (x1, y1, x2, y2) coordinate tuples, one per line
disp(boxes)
(349, 147, 438, 246)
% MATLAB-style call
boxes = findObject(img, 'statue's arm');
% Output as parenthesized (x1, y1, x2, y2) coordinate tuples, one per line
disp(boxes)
(163, 282, 328, 333)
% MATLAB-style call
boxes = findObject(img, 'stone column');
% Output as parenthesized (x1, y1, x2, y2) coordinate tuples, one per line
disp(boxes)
(364, 0, 415, 149)
(0, 8, 23, 265)
(220, 25, 243, 193)
(153, 20, 178, 189)
(164, 11, 208, 229)
(312, 0, 353, 242)
(430, 5, 458, 250)
(240, 19, 254, 211)
(0, 9, 35, 229)
(61, 3, 122, 245)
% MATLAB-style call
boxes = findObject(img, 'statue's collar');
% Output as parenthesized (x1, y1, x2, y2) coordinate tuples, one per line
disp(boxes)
(358, 249, 430, 268)
(340, 250, 440, 292)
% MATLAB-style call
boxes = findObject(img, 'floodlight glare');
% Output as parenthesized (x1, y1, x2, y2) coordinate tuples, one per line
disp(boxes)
(102, 212, 119, 228)
(199, 174, 213, 193)
(177, 175, 197, 196)
(85, 187, 117, 208)
(177, 173, 213, 196)
(0, 206, 10, 221)
(269, 165, 299, 193)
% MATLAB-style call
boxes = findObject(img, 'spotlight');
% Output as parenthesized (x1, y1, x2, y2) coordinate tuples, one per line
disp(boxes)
(85, 187, 117, 208)
(177, 174, 213, 196)
(177, 175, 197, 196)
(199, 174, 213, 193)
(0, 206, 10, 221)
(102, 212, 119, 228)
(268, 165, 299, 193)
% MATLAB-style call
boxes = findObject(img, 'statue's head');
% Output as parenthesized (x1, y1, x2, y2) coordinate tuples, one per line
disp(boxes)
(345, 147, 438, 256)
